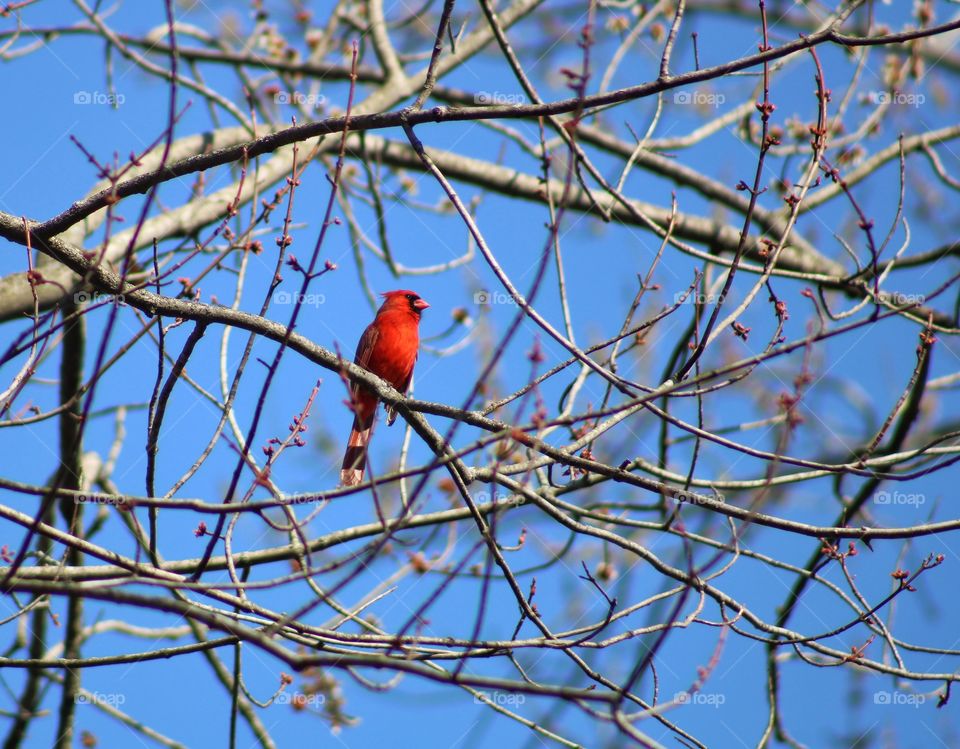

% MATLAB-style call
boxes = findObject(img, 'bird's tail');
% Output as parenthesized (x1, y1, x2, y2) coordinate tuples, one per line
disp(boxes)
(340, 413, 374, 487)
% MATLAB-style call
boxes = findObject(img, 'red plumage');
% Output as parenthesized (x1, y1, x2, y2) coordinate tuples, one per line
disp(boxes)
(340, 290, 429, 487)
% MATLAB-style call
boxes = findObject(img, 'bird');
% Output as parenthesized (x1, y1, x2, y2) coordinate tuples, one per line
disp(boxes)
(340, 290, 429, 487)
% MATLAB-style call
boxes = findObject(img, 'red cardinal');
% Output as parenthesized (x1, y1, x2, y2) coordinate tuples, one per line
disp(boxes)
(340, 290, 429, 486)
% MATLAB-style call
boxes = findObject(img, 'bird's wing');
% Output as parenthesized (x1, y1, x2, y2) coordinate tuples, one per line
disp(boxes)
(385, 352, 417, 426)
(344, 323, 380, 413)
(396, 351, 417, 395)
(353, 322, 380, 371)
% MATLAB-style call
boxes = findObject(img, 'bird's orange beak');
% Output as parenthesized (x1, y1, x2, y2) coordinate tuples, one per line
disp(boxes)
(413, 298, 430, 311)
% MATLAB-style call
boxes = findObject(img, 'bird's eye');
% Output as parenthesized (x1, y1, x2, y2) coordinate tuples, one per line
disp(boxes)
(406, 294, 417, 302)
